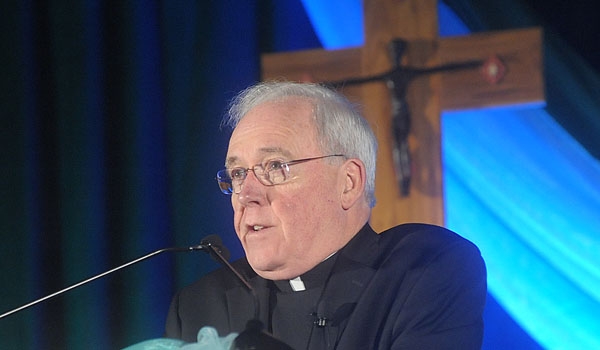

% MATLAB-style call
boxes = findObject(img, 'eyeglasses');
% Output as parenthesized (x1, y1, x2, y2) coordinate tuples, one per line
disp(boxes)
(216, 154, 345, 194)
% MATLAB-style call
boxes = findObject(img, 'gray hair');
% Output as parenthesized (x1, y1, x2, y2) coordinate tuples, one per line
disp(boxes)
(223, 81, 378, 207)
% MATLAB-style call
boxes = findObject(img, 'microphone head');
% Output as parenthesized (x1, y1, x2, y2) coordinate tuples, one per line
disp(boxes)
(200, 234, 231, 261)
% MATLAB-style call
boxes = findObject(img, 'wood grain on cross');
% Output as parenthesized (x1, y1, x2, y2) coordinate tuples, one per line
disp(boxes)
(261, 0, 544, 232)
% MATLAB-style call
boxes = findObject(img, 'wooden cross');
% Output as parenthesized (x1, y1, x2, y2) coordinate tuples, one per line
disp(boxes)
(261, 0, 544, 232)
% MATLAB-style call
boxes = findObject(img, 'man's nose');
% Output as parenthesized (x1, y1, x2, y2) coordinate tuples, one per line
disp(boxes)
(236, 170, 265, 205)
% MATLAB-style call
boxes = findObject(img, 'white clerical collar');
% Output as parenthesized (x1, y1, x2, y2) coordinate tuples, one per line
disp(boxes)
(288, 251, 338, 292)
(289, 276, 306, 292)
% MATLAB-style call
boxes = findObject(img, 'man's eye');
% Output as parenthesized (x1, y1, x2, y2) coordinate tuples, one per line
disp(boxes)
(229, 168, 246, 180)
(265, 160, 285, 171)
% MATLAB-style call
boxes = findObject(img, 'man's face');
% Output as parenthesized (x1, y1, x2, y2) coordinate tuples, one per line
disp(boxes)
(225, 98, 347, 280)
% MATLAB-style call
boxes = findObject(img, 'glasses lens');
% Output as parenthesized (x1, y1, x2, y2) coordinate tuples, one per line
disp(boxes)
(216, 170, 233, 194)
(263, 160, 289, 185)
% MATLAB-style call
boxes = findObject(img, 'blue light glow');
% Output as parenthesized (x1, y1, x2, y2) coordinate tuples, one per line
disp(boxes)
(443, 108, 600, 349)
(299, 0, 363, 49)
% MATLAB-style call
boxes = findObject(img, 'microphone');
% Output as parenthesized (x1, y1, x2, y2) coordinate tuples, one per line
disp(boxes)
(199, 235, 259, 320)
(0, 236, 221, 320)
(200, 234, 231, 261)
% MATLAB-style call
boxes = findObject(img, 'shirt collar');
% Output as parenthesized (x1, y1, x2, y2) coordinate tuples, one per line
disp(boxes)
(272, 252, 339, 293)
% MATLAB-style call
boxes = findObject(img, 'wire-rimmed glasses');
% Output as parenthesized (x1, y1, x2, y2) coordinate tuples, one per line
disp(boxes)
(216, 154, 345, 194)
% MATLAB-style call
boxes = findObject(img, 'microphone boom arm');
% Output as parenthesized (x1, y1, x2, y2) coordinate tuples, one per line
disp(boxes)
(0, 245, 205, 320)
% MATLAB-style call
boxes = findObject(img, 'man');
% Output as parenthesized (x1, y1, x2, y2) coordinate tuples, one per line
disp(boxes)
(165, 81, 486, 349)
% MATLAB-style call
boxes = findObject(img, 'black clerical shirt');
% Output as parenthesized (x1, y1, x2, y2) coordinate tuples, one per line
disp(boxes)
(166, 223, 487, 350)
(266, 254, 339, 350)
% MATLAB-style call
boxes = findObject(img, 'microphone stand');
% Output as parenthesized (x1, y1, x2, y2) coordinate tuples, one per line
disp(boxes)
(2, 235, 295, 349)
(203, 239, 294, 350)
(202, 241, 259, 321)
(0, 244, 206, 320)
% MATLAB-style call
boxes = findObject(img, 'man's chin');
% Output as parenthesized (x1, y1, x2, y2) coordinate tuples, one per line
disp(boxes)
(248, 259, 292, 281)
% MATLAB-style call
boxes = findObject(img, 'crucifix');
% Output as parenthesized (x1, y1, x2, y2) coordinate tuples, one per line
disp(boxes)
(261, 0, 544, 232)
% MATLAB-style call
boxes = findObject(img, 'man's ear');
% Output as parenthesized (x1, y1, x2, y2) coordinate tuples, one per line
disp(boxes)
(340, 159, 367, 210)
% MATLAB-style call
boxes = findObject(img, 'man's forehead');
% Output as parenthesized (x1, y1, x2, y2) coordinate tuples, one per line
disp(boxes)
(225, 147, 293, 167)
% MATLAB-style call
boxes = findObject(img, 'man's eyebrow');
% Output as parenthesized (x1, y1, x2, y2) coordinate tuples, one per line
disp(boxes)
(259, 147, 290, 156)
(224, 147, 292, 167)
(224, 156, 239, 168)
